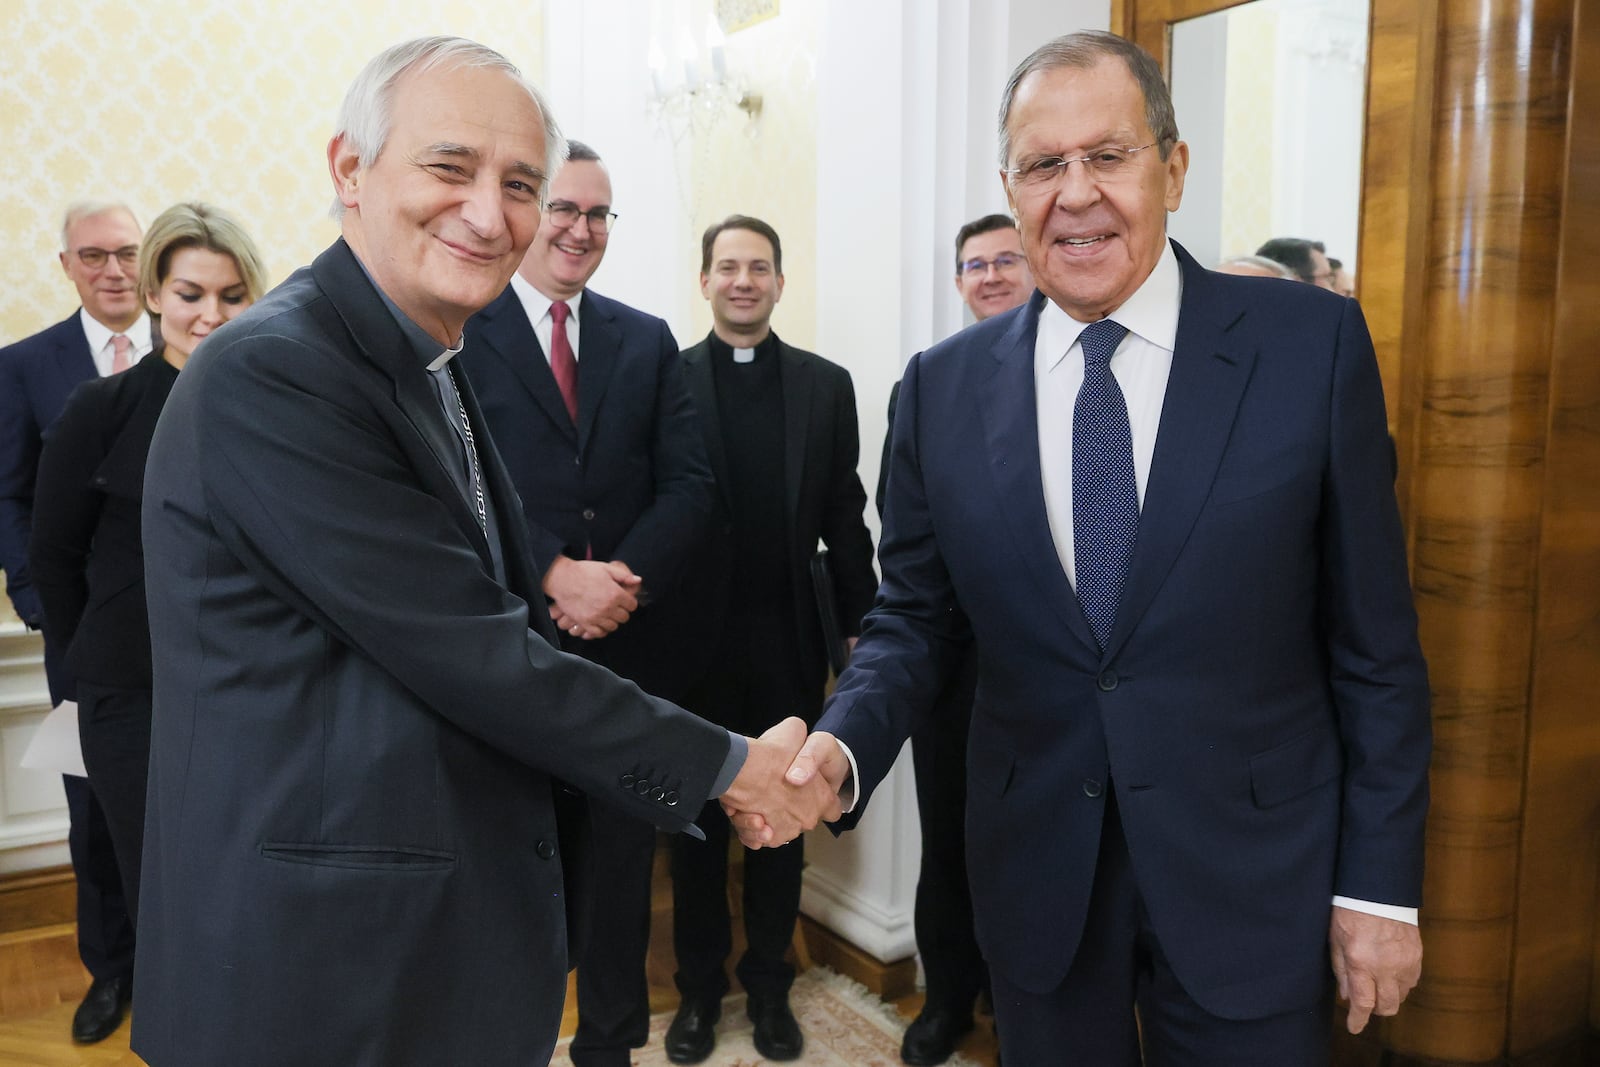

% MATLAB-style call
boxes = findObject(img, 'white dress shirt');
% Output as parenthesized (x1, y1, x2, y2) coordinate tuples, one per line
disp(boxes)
(509, 273, 583, 363)
(80, 309, 153, 377)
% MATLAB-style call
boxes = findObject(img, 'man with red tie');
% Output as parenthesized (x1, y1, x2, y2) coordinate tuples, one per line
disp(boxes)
(0, 200, 148, 1044)
(459, 140, 716, 1067)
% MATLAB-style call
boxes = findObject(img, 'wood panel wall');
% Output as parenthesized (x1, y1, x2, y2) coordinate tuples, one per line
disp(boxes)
(1117, 0, 1600, 1062)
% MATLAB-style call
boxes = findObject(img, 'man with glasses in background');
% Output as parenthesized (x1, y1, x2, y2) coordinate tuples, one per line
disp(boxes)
(876, 213, 1033, 1064)
(460, 139, 716, 1067)
(0, 201, 145, 1046)
(775, 31, 1429, 1064)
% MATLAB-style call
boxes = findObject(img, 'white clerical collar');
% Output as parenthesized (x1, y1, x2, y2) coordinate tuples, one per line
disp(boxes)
(1038, 240, 1183, 370)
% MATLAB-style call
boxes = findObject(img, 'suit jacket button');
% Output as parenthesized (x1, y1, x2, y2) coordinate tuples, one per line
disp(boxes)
(582, 508, 596, 521)
(536, 840, 556, 859)
(1097, 670, 1119, 692)
(650, 786, 665, 801)
(620, 773, 636, 788)
(635, 780, 652, 796)
(664, 791, 680, 806)
(1082, 779, 1103, 798)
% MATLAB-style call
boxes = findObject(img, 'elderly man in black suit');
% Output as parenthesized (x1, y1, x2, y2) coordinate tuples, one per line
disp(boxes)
(0, 200, 147, 1044)
(459, 139, 715, 1067)
(132, 37, 835, 1067)
(665, 215, 878, 1065)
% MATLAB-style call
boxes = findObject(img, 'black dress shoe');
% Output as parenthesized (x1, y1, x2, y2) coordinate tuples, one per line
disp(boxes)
(665, 997, 720, 1064)
(900, 1007, 974, 1065)
(748, 995, 803, 1061)
(72, 975, 131, 1044)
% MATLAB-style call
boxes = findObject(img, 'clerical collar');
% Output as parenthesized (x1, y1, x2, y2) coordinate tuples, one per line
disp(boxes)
(349, 252, 465, 370)
(708, 330, 777, 365)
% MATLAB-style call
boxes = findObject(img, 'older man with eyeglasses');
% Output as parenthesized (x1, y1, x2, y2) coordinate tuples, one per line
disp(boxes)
(0, 200, 148, 1046)
(764, 29, 1430, 1066)
(457, 138, 716, 1067)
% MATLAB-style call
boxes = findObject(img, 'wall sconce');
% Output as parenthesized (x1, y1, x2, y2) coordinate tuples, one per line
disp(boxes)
(647, 12, 763, 143)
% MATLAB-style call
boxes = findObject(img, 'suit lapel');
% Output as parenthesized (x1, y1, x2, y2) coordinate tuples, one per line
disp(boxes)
(683, 342, 733, 514)
(477, 287, 578, 445)
(778, 339, 811, 529)
(1103, 245, 1256, 660)
(574, 293, 621, 452)
(54, 315, 96, 392)
(978, 293, 1100, 656)
(310, 241, 493, 567)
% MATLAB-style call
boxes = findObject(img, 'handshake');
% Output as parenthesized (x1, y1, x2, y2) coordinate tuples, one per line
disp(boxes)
(720, 718, 850, 849)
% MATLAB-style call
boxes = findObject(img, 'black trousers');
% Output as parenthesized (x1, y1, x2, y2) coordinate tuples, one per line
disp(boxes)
(910, 650, 986, 1014)
(50, 639, 136, 985)
(567, 802, 658, 1067)
(75, 682, 152, 929)
(672, 799, 804, 1004)
(989, 788, 1333, 1066)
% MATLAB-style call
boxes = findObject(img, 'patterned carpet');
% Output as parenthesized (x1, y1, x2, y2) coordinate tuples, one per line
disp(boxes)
(549, 967, 980, 1067)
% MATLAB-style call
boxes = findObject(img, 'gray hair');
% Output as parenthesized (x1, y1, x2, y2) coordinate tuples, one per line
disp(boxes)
(60, 201, 140, 251)
(329, 36, 565, 218)
(1216, 254, 1297, 279)
(997, 31, 1179, 168)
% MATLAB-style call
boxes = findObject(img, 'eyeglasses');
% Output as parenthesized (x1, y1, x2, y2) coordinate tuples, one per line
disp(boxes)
(1004, 143, 1161, 189)
(545, 200, 618, 234)
(958, 253, 1027, 276)
(73, 246, 139, 269)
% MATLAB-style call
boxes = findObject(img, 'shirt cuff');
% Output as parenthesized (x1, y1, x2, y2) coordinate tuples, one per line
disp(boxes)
(710, 732, 747, 797)
(833, 737, 860, 814)
(1332, 896, 1418, 926)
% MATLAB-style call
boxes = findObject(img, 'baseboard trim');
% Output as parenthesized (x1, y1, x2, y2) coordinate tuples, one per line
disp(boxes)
(799, 914, 918, 1001)
(0, 865, 76, 935)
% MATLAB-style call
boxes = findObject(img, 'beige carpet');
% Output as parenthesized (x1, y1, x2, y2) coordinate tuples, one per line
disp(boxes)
(549, 967, 980, 1067)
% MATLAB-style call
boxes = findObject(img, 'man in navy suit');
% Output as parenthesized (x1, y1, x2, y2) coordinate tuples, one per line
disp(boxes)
(773, 32, 1430, 1065)
(459, 139, 715, 1067)
(0, 200, 147, 1044)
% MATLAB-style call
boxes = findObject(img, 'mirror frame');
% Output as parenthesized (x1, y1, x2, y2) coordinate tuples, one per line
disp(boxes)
(1113, 0, 1439, 508)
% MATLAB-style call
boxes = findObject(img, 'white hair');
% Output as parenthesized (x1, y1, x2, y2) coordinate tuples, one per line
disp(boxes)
(328, 36, 565, 218)
(60, 201, 139, 251)
(1215, 254, 1298, 279)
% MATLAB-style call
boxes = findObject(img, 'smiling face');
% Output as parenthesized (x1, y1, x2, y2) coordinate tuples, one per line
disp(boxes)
(1001, 57, 1187, 322)
(955, 226, 1034, 320)
(60, 208, 144, 331)
(147, 246, 252, 365)
(700, 227, 784, 345)
(330, 61, 549, 343)
(519, 158, 612, 299)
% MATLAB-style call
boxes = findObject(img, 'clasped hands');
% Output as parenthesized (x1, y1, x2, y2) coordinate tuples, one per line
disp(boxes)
(543, 555, 641, 639)
(721, 718, 849, 848)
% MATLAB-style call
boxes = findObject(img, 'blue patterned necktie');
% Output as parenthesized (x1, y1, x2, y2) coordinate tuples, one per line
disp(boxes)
(1072, 318, 1136, 651)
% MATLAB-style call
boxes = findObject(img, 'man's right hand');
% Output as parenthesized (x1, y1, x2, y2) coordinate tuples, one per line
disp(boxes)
(720, 718, 844, 847)
(542, 556, 641, 639)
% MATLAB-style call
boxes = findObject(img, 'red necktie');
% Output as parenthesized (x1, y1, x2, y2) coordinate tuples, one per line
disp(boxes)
(111, 334, 132, 374)
(548, 301, 578, 423)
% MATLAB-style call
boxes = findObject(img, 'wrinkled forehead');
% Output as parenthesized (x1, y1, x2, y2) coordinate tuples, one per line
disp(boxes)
(1007, 60, 1150, 159)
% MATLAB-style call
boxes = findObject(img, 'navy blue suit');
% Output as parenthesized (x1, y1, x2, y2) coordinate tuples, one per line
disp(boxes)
(0, 311, 135, 986)
(820, 242, 1430, 1056)
(460, 284, 715, 1065)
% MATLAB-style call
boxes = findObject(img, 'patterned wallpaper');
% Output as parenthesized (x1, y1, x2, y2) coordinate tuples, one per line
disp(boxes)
(0, 0, 547, 345)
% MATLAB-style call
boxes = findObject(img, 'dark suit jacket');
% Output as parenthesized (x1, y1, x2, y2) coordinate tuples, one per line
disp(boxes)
(679, 333, 877, 720)
(30, 344, 174, 691)
(133, 240, 731, 1067)
(460, 285, 715, 701)
(0, 312, 97, 627)
(820, 241, 1430, 1020)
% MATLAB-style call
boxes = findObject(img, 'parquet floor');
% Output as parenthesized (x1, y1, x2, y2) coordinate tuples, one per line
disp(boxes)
(0, 849, 999, 1067)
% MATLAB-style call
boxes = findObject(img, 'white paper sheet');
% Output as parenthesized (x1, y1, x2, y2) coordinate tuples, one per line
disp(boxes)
(20, 700, 86, 777)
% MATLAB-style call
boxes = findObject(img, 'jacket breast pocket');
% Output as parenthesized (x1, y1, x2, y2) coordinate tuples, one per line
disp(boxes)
(1249, 729, 1342, 808)
(1209, 454, 1309, 507)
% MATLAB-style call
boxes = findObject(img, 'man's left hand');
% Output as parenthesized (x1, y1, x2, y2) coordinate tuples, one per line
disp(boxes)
(1329, 905, 1422, 1033)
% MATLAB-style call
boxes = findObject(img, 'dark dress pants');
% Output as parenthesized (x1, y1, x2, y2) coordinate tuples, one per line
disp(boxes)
(988, 787, 1333, 1066)
(75, 682, 152, 928)
(910, 649, 985, 1015)
(49, 641, 135, 984)
(567, 801, 658, 1066)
